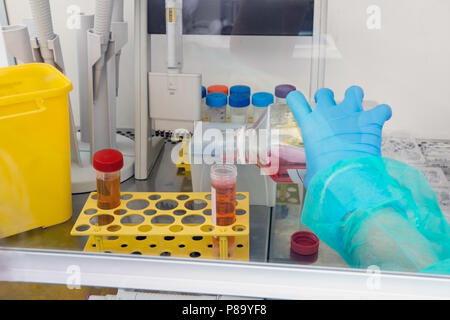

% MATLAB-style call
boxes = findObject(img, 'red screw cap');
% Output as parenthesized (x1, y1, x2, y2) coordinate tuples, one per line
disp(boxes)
(291, 231, 320, 256)
(93, 149, 124, 173)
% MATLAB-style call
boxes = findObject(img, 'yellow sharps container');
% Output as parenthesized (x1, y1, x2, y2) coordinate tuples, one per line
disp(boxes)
(0, 63, 73, 238)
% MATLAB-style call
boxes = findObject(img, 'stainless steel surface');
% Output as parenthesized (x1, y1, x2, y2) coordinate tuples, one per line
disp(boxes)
(0, 142, 271, 262)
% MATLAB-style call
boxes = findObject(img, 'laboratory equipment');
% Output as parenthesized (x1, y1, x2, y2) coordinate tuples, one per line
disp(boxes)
(76, 0, 135, 193)
(229, 94, 250, 124)
(71, 191, 250, 261)
(291, 231, 320, 256)
(252, 92, 274, 124)
(211, 164, 237, 258)
(272, 84, 296, 123)
(208, 85, 230, 121)
(230, 85, 251, 122)
(93, 149, 124, 210)
(0, 0, 136, 193)
(0, 64, 72, 238)
(211, 164, 237, 226)
(206, 93, 227, 123)
(287, 86, 392, 186)
(149, 0, 202, 133)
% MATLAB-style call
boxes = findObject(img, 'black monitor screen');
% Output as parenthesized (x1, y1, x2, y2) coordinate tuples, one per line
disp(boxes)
(148, 0, 314, 36)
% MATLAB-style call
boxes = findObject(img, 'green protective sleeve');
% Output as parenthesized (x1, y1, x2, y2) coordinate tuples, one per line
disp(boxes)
(302, 156, 450, 274)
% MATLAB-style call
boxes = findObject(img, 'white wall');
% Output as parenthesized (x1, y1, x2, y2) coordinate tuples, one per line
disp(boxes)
(4, 0, 136, 129)
(325, 0, 450, 139)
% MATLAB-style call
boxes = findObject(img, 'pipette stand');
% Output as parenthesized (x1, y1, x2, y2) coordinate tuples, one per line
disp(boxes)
(71, 19, 135, 194)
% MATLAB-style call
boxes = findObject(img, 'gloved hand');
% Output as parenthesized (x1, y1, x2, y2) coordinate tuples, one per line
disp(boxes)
(286, 86, 392, 186)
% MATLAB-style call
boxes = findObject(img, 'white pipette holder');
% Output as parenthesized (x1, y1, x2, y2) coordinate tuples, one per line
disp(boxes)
(70, 18, 135, 194)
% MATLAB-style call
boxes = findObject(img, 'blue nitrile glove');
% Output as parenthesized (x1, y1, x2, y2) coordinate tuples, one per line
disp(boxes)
(286, 86, 392, 187)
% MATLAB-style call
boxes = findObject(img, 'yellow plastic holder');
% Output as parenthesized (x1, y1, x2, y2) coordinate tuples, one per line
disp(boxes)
(0, 63, 73, 238)
(176, 140, 191, 177)
(71, 192, 250, 261)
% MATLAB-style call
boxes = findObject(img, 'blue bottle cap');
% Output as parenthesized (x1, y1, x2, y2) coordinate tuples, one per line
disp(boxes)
(206, 93, 227, 108)
(230, 85, 251, 96)
(229, 94, 250, 108)
(202, 86, 206, 99)
(252, 92, 274, 108)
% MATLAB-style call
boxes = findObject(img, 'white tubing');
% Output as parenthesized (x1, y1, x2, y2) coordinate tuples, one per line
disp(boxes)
(28, 0, 55, 65)
(94, 0, 114, 45)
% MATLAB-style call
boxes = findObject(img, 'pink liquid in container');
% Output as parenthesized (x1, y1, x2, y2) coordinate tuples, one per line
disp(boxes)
(211, 164, 237, 258)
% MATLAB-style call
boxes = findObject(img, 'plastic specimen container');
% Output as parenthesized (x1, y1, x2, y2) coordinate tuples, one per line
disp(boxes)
(93, 149, 124, 210)
(229, 94, 250, 124)
(211, 164, 237, 226)
(211, 164, 238, 258)
(271, 84, 303, 148)
(206, 93, 227, 123)
(252, 92, 274, 123)
(0, 63, 73, 238)
(231, 85, 252, 122)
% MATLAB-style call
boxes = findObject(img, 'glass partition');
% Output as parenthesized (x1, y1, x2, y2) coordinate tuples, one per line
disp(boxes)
(0, 0, 449, 297)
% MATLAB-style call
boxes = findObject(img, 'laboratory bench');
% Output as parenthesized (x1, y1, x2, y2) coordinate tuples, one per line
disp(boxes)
(0, 140, 345, 268)
(1, 136, 450, 299)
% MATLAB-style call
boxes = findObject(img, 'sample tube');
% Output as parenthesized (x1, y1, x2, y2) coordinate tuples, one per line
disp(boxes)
(230, 85, 252, 122)
(252, 92, 274, 123)
(93, 149, 124, 210)
(207, 85, 229, 121)
(211, 164, 237, 258)
(229, 94, 250, 124)
(206, 93, 227, 123)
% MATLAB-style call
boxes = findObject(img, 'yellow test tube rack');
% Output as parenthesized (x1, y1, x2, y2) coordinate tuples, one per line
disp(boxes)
(71, 192, 250, 261)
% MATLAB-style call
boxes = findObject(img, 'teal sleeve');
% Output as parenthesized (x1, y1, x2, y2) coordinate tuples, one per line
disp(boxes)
(302, 157, 450, 274)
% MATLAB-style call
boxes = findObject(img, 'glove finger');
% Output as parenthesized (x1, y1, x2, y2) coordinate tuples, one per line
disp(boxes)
(287, 90, 312, 127)
(342, 86, 364, 112)
(314, 88, 336, 107)
(361, 104, 392, 126)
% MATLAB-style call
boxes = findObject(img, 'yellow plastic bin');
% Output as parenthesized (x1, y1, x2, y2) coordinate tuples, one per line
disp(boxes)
(0, 63, 73, 238)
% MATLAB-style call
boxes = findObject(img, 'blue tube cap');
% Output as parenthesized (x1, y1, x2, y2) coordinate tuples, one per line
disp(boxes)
(252, 92, 274, 108)
(202, 86, 206, 99)
(230, 85, 251, 96)
(206, 93, 227, 108)
(229, 94, 250, 108)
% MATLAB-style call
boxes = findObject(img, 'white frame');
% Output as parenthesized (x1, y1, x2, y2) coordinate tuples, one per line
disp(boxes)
(1, 248, 449, 299)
